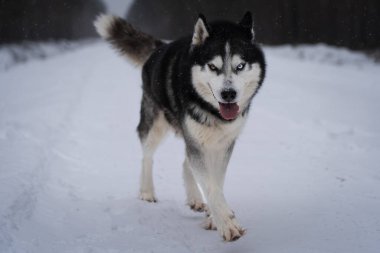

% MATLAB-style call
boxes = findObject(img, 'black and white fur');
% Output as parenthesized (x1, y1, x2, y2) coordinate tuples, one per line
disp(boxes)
(94, 12, 266, 241)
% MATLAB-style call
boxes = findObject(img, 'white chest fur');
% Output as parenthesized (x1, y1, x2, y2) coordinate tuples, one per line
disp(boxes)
(184, 115, 246, 150)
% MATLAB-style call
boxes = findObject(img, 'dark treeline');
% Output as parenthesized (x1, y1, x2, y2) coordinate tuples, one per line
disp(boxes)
(126, 0, 380, 50)
(0, 0, 105, 44)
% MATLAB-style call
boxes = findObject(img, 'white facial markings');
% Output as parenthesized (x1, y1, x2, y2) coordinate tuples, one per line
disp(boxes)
(232, 55, 244, 70)
(209, 56, 223, 71)
(224, 43, 232, 77)
(192, 65, 221, 109)
(191, 43, 262, 113)
(232, 61, 262, 110)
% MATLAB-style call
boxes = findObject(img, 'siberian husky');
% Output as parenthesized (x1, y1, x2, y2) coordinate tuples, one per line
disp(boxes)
(94, 12, 266, 241)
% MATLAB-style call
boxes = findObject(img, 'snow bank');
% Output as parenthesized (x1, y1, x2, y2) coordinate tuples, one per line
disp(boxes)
(265, 43, 377, 67)
(0, 40, 93, 71)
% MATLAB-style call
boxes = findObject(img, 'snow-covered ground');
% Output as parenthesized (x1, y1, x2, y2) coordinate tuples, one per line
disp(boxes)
(0, 41, 379, 253)
(0, 41, 92, 71)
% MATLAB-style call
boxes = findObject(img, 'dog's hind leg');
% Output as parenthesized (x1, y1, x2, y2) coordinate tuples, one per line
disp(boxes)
(137, 98, 169, 202)
(183, 157, 207, 212)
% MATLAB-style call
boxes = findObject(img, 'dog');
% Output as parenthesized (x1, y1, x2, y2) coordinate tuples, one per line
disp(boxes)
(94, 12, 266, 241)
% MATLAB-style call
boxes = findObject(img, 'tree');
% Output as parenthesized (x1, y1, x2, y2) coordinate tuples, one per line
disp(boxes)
(126, 0, 380, 50)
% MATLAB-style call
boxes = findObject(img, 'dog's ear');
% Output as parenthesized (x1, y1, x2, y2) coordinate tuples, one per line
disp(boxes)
(192, 14, 210, 46)
(239, 11, 255, 41)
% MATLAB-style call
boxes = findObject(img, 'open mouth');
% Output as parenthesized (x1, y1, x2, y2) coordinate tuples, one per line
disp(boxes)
(218, 102, 239, 120)
(207, 83, 240, 120)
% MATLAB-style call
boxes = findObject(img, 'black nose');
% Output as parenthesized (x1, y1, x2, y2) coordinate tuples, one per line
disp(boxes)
(221, 89, 237, 102)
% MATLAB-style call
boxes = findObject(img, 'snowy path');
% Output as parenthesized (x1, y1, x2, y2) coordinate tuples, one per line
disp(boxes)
(0, 42, 379, 253)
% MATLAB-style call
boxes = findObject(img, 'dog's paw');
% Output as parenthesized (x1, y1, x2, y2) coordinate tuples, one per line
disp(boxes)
(202, 216, 217, 230)
(139, 192, 157, 203)
(188, 201, 207, 212)
(219, 218, 246, 242)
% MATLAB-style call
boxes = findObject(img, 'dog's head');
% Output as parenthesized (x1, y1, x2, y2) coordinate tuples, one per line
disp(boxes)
(190, 12, 265, 121)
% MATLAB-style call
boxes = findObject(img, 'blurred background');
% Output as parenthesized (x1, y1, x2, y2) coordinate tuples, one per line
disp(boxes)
(1, 0, 379, 50)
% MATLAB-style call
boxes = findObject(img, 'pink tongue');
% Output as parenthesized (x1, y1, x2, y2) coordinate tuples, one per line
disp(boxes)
(219, 103, 239, 120)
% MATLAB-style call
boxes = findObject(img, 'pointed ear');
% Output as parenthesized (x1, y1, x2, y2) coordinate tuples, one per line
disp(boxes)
(239, 11, 255, 41)
(239, 11, 253, 29)
(192, 14, 210, 46)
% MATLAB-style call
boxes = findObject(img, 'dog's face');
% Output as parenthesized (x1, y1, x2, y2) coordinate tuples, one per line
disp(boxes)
(190, 13, 265, 120)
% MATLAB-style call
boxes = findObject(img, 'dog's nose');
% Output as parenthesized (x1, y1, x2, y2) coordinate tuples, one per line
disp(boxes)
(221, 89, 237, 102)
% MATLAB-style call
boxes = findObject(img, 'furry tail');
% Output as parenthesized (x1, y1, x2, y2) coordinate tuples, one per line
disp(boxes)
(94, 14, 164, 66)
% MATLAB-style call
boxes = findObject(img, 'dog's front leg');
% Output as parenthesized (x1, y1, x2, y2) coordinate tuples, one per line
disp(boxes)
(186, 143, 245, 241)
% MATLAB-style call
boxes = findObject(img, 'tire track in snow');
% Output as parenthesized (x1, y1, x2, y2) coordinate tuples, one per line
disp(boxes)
(0, 42, 95, 252)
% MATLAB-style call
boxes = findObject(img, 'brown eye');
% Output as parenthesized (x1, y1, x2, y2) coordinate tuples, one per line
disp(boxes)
(236, 63, 246, 71)
(207, 63, 218, 72)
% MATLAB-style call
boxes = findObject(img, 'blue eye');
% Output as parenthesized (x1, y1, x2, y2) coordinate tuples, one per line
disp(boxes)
(207, 63, 218, 71)
(236, 63, 246, 71)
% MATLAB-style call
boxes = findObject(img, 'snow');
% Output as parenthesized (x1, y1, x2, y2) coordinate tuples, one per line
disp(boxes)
(266, 44, 378, 67)
(0, 41, 91, 71)
(0, 41, 379, 253)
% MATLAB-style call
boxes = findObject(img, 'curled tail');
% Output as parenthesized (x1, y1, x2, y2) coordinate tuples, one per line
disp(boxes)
(94, 14, 164, 66)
